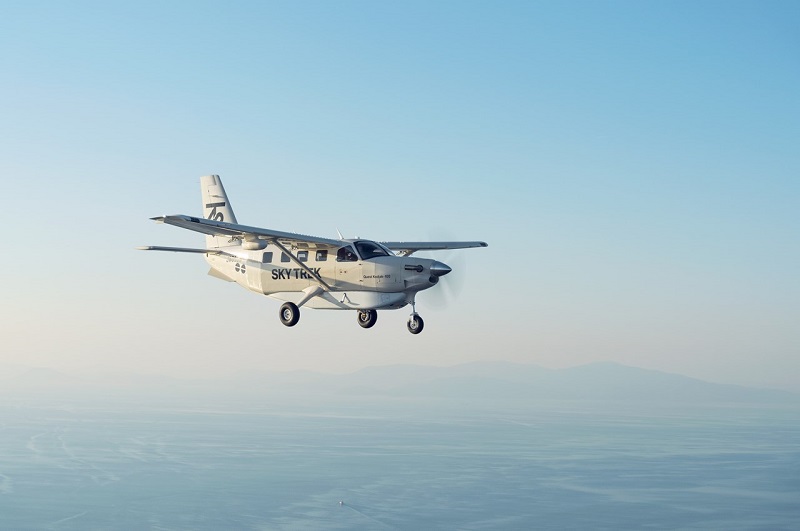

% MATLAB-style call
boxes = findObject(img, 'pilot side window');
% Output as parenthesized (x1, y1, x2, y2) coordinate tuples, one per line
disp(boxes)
(262, 252, 273, 264)
(281, 252, 291, 263)
(297, 251, 308, 262)
(316, 250, 328, 262)
(336, 246, 358, 262)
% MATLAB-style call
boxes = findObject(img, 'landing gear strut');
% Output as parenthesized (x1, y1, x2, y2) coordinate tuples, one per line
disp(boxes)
(357, 309, 378, 329)
(407, 298, 424, 334)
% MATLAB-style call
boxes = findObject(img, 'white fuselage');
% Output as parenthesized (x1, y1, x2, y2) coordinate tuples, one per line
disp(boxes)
(205, 240, 443, 310)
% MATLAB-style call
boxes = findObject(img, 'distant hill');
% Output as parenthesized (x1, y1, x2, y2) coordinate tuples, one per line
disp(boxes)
(217, 360, 796, 406)
(320, 361, 797, 405)
(1, 360, 795, 407)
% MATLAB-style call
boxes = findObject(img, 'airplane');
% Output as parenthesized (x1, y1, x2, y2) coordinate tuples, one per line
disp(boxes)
(139, 175, 487, 334)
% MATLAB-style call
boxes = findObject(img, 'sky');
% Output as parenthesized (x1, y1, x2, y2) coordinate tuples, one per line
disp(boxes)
(0, 1, 798, 391)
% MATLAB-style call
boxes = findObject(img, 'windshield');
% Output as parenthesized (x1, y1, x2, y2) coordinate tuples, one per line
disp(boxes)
(355, 240, 390, 260)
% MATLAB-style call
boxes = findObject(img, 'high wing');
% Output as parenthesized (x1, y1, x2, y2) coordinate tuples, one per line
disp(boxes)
(382, 241, 488, 257)
(150, 215, 487, 256)
(151, 215, 343, 249)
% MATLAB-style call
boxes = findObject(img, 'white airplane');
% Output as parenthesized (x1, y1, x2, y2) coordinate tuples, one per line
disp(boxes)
(139, 175, 487, 334)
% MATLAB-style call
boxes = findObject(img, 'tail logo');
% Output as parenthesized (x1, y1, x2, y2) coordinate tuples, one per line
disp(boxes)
(206, 202, 226, 222)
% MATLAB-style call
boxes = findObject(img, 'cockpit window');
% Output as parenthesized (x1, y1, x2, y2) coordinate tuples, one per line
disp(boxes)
(355, 241, 390, 260)
(336, 246, 358, 262)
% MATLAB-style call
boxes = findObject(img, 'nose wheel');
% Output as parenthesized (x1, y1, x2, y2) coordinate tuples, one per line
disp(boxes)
(407, 314, 424, 334)
(405, 298, 424, 334)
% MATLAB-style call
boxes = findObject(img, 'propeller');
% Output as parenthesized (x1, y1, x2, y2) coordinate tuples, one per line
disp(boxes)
(421, 231, 468, 309)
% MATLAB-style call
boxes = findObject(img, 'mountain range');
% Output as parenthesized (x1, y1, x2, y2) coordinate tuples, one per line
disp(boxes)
(1, 361, 795, 407)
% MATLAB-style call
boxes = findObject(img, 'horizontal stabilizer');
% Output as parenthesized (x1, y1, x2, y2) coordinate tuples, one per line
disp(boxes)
(136, 246, 235, 257)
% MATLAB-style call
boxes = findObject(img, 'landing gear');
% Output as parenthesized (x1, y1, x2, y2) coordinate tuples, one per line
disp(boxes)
(406, 297, 424, 334)
(407, 314, 424, 334)
(279, 302, 300, 327)
(357, 309, 378, 329)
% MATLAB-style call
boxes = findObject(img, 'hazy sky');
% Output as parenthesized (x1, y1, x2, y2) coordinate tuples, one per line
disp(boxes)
(1, 1, 797, 391)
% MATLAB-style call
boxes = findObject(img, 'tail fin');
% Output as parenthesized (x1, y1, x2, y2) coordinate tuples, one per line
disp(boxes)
(201, 175, 238, 248)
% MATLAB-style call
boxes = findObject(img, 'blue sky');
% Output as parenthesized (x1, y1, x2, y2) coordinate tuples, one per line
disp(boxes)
(1, 1, 798, 390)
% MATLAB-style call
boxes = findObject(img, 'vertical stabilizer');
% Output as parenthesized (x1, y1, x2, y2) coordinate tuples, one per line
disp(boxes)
(201, 175, 238, 248)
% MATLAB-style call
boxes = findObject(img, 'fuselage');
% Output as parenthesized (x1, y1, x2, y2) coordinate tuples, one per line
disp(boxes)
(205, 239, 448, 310)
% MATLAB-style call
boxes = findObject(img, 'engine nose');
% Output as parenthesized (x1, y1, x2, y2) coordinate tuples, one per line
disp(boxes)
(430, 261, 452, 277)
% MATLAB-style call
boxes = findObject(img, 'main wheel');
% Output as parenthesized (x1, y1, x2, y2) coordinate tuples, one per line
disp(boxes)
(407, 314, 424, 334)
(357, 309, 378, 329)
(279, 302, 300, 327)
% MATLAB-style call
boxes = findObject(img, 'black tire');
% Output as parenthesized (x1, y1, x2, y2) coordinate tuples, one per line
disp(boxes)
(357, 310, 378, 329)
(279, 302, 300, 327)
(407, 315, 424, 334)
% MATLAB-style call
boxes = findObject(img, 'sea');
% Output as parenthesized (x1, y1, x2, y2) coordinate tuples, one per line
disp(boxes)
(0, 396, 798, 530)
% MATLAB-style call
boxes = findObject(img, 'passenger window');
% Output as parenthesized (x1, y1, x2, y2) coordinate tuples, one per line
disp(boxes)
(316, 250, 328, 262)
(336, 246, 358, 262)
(298, 251, 308, 262)
(281, 252, 291, 263)
(262, 252, 273, 264)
